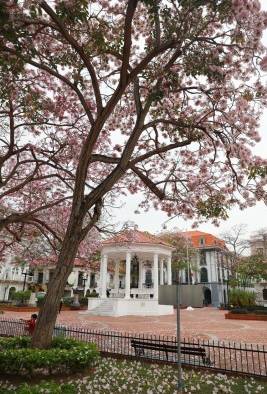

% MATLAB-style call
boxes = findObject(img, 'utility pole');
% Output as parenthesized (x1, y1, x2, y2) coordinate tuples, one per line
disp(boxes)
(185, 233, 191, 285)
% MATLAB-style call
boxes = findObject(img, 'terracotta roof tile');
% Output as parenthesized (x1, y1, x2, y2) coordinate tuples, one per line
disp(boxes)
(181, 230, 226, 249)
(103, 229, 172, 247)
(29, 257, 99, 270)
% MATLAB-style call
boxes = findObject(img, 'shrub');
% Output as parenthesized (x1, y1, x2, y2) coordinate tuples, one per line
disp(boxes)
(62, 297, 74, 306)
(88, 292, 99, 298)
(228, 288, 256, 307)
(36, 293, 45, 307)
(0, 336, 99, 376)
(79, 297, 88, 306)
(12, 291, 32, 306)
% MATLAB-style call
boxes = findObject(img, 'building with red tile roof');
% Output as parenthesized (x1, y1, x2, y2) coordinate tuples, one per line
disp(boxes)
(181, 230, 226, 250)
(176, 230, 231, 307)
(103, 229, 173, 248)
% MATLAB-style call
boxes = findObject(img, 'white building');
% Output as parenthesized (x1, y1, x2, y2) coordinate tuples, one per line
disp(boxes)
(250, 232, 267, 259)
(0, 256, 26, 301)
(180, 231, 231, 307)
(249, 233, 267, 306)
(87, 230, 174, 316)
(0, 257, 100, 302)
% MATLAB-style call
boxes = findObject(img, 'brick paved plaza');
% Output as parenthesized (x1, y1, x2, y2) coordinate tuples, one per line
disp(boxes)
(3, 307, 267, 345)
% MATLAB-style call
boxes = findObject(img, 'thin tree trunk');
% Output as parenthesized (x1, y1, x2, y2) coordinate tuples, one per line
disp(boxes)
(31, 231, 81, 348)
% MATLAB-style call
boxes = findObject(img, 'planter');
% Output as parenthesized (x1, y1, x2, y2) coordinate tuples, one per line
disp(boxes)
(225, 312, 267, 321)
(0, 304, 75, 312)
(0, 305, 39, 312)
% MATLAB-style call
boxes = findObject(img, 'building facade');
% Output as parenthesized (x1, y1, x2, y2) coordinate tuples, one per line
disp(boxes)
(180, 231, 231, 307)
(0, 229, 231, 309)
(250, 232, 267, 259)
(0, 257, 100, 303)
(250, 232, 267, 306)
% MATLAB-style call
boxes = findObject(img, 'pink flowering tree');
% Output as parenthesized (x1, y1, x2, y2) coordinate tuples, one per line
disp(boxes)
(1, 0, 267, 347)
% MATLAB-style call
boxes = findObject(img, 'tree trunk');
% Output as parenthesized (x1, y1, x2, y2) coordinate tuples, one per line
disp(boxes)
(31, 232, 81, 348)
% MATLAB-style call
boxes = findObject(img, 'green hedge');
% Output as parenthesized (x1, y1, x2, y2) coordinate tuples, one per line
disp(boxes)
(62, 297, 73, 306)
(0, 381, 76, 394)
(12, 291, 32, 305)
(231, 307, 267, 315)
(0, 336, 99, 376)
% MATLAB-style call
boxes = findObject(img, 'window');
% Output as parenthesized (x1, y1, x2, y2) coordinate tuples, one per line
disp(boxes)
(199, 237, 205, 246)
(200, 267, 208, 283)
(78, 271, 84, 287)
(200, 251, 206, 266)
(90, 273, 96, 288)
(263, 289, 267, 301)
(49, 270, 55, 282)
(37, 271, 44, 284)
(217, 267, 221, 283)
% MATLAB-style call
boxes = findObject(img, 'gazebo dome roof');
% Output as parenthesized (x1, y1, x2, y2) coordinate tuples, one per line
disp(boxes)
(103, 229, 172, 248)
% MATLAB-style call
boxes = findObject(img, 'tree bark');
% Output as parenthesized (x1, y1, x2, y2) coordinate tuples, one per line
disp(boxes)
(31, 230, 81, 348)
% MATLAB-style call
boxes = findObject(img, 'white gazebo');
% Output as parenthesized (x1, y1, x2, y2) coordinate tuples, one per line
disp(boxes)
(87, 230, 174, 316)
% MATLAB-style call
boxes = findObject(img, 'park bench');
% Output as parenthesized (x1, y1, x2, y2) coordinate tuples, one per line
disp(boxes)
(131, 339, 211, 366)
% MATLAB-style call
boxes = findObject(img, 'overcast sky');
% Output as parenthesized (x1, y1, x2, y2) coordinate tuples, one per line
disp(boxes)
(109, 1, 267, 241)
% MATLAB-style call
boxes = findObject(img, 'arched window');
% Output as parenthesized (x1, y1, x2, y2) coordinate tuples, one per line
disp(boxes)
(8, 287, 16, 300)
(200, 267, 208, 283)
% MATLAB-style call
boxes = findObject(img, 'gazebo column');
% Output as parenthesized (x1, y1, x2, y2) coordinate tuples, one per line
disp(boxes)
(167, 256, 172, 285)
(125, 252, 131, 299)
(138, 260, 142, 289)
(114, 261, 120, 292)
(100, 254, 108, 298)
(153, 253, 159, 299)
(160, 259, 164, 285)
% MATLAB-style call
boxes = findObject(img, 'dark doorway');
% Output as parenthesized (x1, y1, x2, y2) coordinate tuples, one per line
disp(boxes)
(131, 255, 139, 288)
(90, 273, 96, 288)
(8, 287, 16, 300)
(37, 271, 44, 284)
(145, 269, 152, 288)
(203, 287, 212, 306)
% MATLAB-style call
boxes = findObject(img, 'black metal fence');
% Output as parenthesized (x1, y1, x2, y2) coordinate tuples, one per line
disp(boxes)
(0, 318, 266, 377)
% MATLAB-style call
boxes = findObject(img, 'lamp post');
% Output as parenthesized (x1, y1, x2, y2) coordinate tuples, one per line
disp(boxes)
(82, 274, 88, 296)
(176, 272, 183, 392)
(22, 270, 33, 291)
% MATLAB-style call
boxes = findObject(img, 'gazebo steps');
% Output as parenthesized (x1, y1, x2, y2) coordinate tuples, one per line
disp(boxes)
(89, 300, 114, 316)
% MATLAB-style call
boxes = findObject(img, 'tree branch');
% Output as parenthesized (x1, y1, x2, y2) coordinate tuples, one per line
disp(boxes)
(40, 0, 103, 113)
(120, 0, 138, 86)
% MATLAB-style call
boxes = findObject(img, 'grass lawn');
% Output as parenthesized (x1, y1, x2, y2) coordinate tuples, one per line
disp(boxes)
(0, 357, 266, 393)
